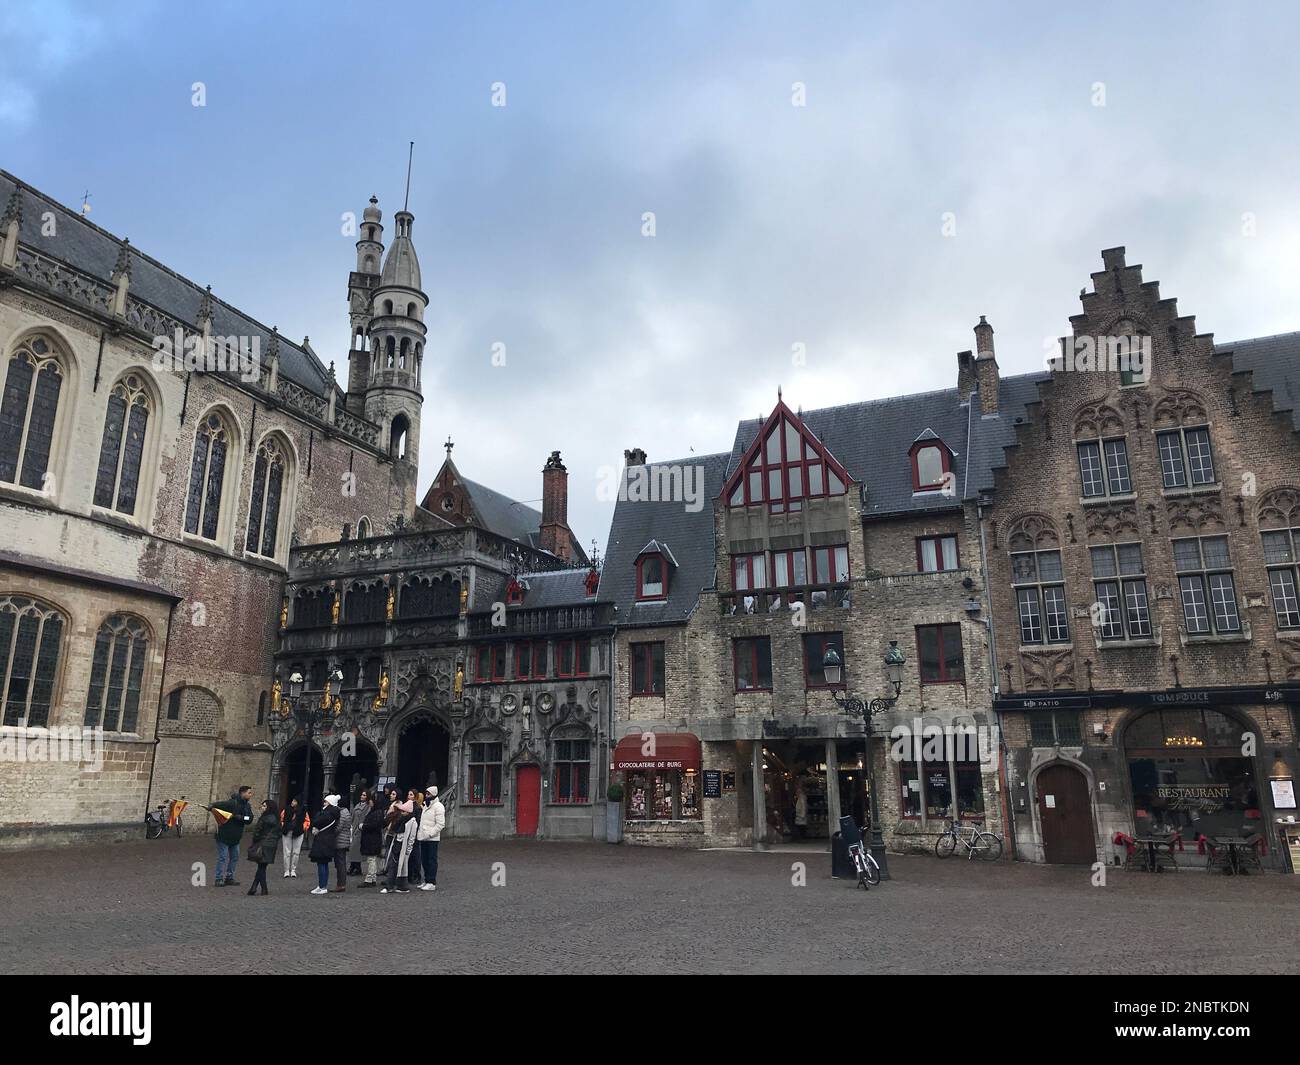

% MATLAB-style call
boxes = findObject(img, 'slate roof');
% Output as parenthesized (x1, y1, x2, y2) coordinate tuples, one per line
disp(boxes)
(0, 170, 331, 393)
(1214, 331, 1300, 430)
(725, 380, 1045, 519)
(491, 568, 597, 609)
(598, 452, 730, 626)
(459, 476, 589, 564)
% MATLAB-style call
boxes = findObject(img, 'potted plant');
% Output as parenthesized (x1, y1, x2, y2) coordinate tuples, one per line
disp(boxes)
(606, 782, 624, 844)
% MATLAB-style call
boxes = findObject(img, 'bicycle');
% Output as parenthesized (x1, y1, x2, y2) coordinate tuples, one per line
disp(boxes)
(933, 810, 1002, 861)
(145, 797, 187, 840)
(838, 815, 881, 889)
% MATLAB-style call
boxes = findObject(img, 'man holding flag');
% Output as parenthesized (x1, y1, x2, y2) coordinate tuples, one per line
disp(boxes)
(210, 786, 254, 887)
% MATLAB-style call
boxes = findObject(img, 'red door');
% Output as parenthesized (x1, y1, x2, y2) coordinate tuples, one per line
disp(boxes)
(515, 765, 540, 836)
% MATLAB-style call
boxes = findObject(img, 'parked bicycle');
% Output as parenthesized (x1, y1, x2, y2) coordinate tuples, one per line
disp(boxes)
(145, 797, 187, 840)
(838, 815, 881, 889)
(934, 810, 1002, 861)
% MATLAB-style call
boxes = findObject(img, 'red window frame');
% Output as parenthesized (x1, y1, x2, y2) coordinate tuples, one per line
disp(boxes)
(731, 552, 768, 591)
(505, 578, 525, 605)
(733, 637, 772, 692)
(515, 640, 546, 680)
(636, 555, 667, 601)
(809, 544, 850, 584)
(630, 642, 664, 695)
(910, 441, 951, 492)
(916, 534, 960, 573)
(802, 632, 844, 689)
(476, 644, 506, 682)
(467, 742, 503, 805)
(551, 738, 592, 806)
(556, 638, 592, 678)
(722, 402, 851, 511)
(916, 623, 964, 684)
(772, 548, 809, 588)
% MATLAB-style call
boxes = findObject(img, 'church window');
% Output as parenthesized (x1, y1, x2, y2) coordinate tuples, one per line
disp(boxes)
(93, 374, 151, 515)
(245, 436, 290, 559)
(184, 411, 235, 542)
(0, 596, 64, 728)
(0, 335, 65, 491)
(85, 614, 149, 732)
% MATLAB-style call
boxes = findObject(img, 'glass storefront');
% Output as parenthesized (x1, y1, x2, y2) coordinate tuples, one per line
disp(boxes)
(1125, 708, 1261, 839)
(625, 768, 700, 820)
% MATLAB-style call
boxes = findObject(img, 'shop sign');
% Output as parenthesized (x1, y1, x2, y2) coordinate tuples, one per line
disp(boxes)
(703, 770, 722, 798)
(1154, 785, 1229, 812)
(762, 719, 818, 738)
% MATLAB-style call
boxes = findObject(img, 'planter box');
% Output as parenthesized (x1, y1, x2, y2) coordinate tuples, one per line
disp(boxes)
(605, 802, 623, 843)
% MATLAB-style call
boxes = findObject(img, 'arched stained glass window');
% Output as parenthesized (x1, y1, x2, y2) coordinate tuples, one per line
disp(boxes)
(0, 335, 64, 490)
(84, 614, 149, 732)
(184, 413, 231, 540)
(246, 437, 287, 559)
(93, 374, 151, 514)
(0, 596, 65, 728)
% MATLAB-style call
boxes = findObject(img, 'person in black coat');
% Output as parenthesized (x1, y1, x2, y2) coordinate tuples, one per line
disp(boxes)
(308, 795, 340, 895)
(280, 796, 309, 878)
(359, 798, 385, 887)
(246, 800, 282, 896)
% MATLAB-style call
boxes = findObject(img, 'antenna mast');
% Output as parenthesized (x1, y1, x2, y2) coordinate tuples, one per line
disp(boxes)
(403, 141, 414, 211)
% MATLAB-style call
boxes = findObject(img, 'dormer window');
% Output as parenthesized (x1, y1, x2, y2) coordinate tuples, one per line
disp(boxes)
(909, 434, 953, 493)
(505, 578, 526, 606)
(637, 555, 666, 600)
(584, 568, 600, 598)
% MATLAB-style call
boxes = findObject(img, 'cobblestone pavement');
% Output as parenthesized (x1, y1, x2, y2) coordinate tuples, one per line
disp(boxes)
(1, 837, 1296, 974)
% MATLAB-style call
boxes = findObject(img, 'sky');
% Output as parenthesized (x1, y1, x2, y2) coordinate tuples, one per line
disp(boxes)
(5, 0, 1300, 554)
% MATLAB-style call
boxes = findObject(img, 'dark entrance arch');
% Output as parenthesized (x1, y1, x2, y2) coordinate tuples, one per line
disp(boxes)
(334, 739, 379, 808)
(1036, 762, 1095, 864)
(281, 744, 324, 812)
(396, 716, 450, 795)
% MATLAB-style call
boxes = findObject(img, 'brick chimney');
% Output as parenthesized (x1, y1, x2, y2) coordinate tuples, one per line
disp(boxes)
(956, 349, 976, 400)
(624, 447, 647, 467)
(974, 316, 1000, 415)
(539, 451, 571, 560)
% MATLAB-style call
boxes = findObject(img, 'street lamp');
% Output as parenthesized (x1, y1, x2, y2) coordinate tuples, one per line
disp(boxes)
(280, 668, 342, 811)
(823, 640, 906, 880)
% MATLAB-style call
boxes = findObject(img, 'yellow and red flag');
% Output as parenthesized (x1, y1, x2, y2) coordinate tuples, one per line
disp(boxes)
(206, 804, 234, 826)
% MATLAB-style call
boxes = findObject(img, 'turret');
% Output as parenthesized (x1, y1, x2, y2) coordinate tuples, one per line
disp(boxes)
(346, 196, 384, 403)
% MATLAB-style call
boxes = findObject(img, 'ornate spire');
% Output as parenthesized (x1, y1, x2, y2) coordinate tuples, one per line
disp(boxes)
(1, 187, 22, 228)
(197, 284, 213, 327)
(112, 237, 132, 281)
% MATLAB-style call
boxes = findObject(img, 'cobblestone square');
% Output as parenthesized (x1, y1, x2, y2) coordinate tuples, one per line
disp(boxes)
(1, 839, 1296, 975)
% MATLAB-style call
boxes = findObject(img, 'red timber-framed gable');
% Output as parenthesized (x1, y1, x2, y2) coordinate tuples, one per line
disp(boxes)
(908, 430, 955, 493)
(722, 397, 852, 513)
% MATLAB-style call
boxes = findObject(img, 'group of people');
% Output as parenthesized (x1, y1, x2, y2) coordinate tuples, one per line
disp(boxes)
(209, 784, 445, 896)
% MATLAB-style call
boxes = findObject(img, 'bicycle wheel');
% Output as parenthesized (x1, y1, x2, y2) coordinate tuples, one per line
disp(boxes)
(145, 818, 162, 840)
(174, 817, 183, 838)
(862, 853, 881, 886)
(973, 832, 1002, 861)
(935, 833, 956, 858)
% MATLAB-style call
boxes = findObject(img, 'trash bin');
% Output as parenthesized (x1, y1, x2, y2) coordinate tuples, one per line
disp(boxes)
(831, 832, 854, 879)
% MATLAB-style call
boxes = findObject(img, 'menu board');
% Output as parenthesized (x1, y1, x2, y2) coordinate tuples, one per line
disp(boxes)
(703, 770, 722, 798)
(1271, 778, 1297, 810)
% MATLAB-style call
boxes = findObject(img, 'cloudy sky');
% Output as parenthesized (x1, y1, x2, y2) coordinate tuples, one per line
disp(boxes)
(6, 0, 1300, 552)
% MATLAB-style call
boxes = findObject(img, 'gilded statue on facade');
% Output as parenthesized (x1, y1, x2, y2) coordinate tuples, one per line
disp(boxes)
(373, 670, 389, 710)
(386, 587, 395, 621)
(279, 600, 288, 629)
(459, 585, 469, 615)
(331, 593, 341, 625)
(270, 677, 281, 712)
(454, 663, 464, 698)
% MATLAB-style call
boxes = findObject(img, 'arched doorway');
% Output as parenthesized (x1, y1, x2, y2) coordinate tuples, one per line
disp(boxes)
(1036, 763, 1095, 864)
(396, 715, 450, 795)
(334, 738, 379, 808)
(281, 743, 324, 812)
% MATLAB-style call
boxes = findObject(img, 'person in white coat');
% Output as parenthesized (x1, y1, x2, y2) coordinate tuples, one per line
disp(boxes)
(380, 798, 417, 894)
(416, 785, 446, 891)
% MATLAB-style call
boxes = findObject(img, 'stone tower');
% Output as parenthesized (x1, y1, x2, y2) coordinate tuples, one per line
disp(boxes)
(346, 196, 384, 408)
(365, 202, 426, 518)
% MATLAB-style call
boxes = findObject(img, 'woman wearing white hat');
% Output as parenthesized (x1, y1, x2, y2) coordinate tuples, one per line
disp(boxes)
(307, 794, 341, 895)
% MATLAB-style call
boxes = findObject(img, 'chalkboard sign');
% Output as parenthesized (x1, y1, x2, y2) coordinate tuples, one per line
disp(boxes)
(703, 769, 722, 798)
(722, 771, 736, 794)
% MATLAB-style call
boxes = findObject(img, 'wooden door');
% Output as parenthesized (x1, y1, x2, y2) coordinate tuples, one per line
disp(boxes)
(515, 765, 541, 836)
(1037, 764, 1095, 864)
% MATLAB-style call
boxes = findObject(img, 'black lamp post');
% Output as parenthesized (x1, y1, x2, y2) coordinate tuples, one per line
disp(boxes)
(823, 640, 905, 880)
(282, 668, 342, 810)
